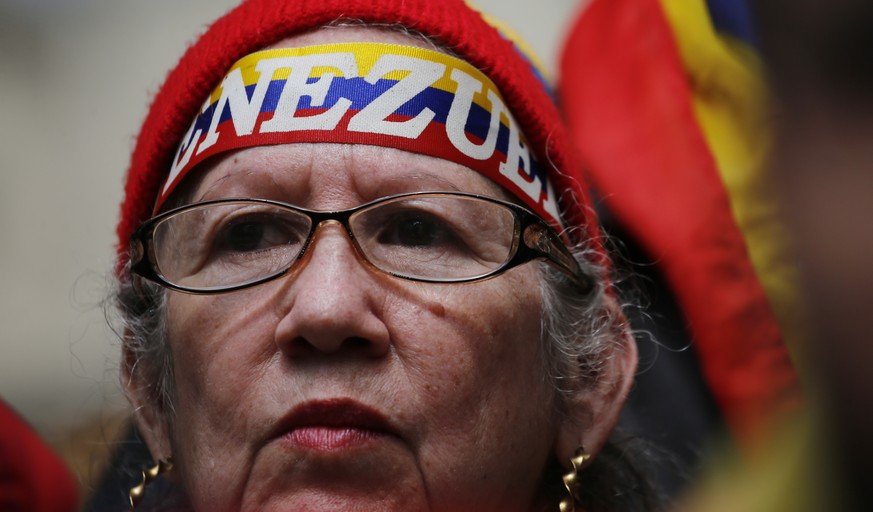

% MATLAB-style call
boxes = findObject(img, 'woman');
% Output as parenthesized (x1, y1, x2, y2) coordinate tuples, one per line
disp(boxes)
(114, 0, 650, 510)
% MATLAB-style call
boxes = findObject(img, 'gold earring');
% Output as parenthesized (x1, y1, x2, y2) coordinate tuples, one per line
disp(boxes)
(558, 447, 591, 512)
(129, 458, 174, 511)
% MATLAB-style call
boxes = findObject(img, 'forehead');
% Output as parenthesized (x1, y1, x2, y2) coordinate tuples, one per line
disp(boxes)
(186, 143, 507, 210)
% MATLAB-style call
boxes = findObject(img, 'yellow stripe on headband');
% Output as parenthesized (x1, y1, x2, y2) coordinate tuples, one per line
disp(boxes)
(206, 43, 504, 111)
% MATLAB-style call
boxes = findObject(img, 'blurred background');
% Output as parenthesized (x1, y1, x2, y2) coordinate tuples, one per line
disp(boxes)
(8, 0, 872, 510)
(0, 0, 585, 493)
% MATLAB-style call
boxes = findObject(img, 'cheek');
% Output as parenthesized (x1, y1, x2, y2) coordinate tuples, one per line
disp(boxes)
(412, 272, 544, 376)
(389, 272, 557, 486)
(167, 287, 283, 376)
(163, 292, 281, 503)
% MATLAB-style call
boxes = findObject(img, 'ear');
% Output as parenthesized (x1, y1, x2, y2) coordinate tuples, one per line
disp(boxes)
(121, 334, 173, 462)
(554, 297, 638, 467)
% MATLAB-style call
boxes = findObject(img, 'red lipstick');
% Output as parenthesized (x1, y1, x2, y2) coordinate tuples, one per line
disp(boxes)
(274, 398, 394, 452)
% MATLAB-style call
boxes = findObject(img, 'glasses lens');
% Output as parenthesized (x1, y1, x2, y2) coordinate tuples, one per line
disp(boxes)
(350, 195, 517, 281)
(152, 202, 312, 290)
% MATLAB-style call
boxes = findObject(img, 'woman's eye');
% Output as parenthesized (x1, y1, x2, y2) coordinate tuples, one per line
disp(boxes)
(221, 222, 269, 252)
(396, 217, 439, 246)
(215, 216, 296, 253)
(381, 214, 450, 247)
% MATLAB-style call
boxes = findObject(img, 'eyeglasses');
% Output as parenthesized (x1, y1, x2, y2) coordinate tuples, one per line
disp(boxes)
(129, 192, 593, 294)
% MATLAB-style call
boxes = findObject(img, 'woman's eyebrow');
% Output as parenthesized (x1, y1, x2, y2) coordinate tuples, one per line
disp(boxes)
(194, 170, 259, 202)
(400, 173, 462, 190)
(374, 172, 464, 192)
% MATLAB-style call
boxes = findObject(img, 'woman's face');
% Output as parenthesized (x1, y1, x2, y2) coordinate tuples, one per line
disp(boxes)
(159, 141, 559, 512)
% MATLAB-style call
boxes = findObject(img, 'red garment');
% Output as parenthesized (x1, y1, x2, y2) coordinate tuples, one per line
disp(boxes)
(0, 400, 77, 511)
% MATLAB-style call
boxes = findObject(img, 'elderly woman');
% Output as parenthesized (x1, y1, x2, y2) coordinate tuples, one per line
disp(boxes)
(113, 0, 650, 510)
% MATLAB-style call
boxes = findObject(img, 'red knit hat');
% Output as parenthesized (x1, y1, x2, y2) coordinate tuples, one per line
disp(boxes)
(117, 0, 600, 271)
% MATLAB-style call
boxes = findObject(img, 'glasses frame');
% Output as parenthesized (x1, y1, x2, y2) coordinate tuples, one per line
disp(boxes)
(129, 191, 593, 294)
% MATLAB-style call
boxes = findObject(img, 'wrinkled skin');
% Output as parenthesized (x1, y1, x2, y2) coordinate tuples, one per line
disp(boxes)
(150, 142, 558, 512)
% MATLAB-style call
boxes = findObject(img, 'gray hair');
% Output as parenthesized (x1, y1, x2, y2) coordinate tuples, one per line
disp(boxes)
(115, 273, 174, 417)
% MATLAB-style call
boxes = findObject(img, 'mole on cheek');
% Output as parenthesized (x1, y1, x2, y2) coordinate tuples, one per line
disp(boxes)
(426, 300, 446, 317)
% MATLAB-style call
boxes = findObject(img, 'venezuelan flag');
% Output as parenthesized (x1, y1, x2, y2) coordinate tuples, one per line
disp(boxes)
(559, 0, 804, 449)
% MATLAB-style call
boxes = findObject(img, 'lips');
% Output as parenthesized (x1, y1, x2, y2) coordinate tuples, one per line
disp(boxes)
(273, 398, 395, 451)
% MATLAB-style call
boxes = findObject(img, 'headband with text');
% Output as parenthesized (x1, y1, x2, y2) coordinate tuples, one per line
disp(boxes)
(160, 43, 561, 226)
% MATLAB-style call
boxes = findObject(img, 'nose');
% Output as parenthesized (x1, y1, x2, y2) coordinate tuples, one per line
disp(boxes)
(273, 222, 391, 358)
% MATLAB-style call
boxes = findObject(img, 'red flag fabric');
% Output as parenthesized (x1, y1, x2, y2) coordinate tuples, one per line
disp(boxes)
(559, 0, 803, 448)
